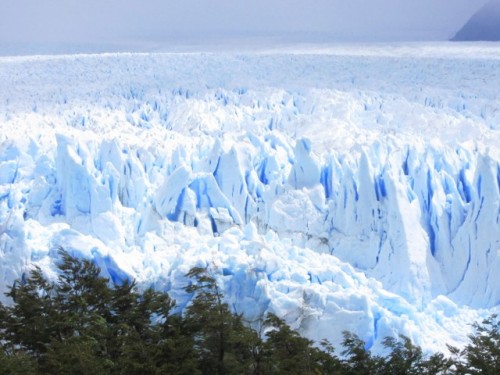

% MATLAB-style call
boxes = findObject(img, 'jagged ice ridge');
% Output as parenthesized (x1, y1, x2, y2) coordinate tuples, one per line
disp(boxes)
(0, 43, 499, 354)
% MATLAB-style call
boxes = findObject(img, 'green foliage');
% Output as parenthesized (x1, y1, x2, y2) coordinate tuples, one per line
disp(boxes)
(421, 352, 454, 375)
(155, 314, 200, 375)
(0, 348, 38, 375)
(42, 336, 113, 375)
(260, 313, 342, 374)
(0, 249, 499, 374)
(314, 339, 345, 374)
(379, 335, 452, 375)
(381, 335, 424, 374)
(449, 314, 500, 375)
(1, 266, 57, 357)
(0, 249, 184, 374)
(341, 330, 378, 374)
(465, 314, 500, 374)
(184, 266, 259, 374)
(261, 313, 314, 374)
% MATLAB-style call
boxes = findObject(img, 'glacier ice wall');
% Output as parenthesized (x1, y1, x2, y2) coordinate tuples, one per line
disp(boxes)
(0, 44, 499, 352)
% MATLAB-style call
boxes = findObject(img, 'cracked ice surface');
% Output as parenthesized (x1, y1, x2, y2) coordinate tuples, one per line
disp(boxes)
(0, 43, 499, 353)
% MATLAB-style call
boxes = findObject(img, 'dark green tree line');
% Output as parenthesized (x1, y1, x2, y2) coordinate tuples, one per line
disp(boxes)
(0, 249, 499, 374)
(0, 250, 194, 374)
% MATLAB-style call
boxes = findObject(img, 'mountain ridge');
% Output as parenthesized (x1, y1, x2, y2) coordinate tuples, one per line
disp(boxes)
(452, 0, 500, 41)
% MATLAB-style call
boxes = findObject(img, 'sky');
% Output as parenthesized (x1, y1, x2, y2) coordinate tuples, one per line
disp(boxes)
(0, 0, 491, 46)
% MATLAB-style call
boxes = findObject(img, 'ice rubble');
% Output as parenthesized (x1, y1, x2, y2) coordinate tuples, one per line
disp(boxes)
(0, 44, 499, 353)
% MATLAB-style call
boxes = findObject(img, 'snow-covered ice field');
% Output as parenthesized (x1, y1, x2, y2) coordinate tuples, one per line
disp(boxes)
(0, 42, 499, 353)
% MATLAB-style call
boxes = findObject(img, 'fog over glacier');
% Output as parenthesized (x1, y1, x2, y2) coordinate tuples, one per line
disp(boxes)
(0, 0, 490, 50)
(0, 43, 499, 353)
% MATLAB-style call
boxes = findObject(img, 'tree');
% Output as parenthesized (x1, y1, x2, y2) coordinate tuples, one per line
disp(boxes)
(184, 266, 259, 375)
(0, 249, 186, 374)
(0, 266, 57, 357)
(261, 313, 315, 374)
(5, 250, 495, 375)
(379, 335, 451, 375)
(42, 336, 113, 375)
(449, 314, 500, 375)
(420, 352, 454, 375)
(0, 250, 114, 373)
(155, 313, 200, 375)
(108, 282, 177, 374)
(381, 335, 424, 374)
(341, 331, 379, 375)
(0, 347, 38, 375)
(51, 249, 113, 356)
(314, 339, 345, 375)
(259, 313, 343, 375)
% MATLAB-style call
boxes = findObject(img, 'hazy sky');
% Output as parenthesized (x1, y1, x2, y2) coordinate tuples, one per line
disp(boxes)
(0, 0, 491, 45)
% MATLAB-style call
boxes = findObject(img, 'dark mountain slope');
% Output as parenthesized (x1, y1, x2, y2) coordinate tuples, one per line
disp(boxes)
(452, 0, 500, 41)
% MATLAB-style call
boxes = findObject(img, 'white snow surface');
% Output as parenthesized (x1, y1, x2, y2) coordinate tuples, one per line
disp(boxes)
(0, 43, 499, 354)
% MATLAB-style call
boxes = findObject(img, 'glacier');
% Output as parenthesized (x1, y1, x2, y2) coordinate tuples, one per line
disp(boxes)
(0, 43, 499, 354)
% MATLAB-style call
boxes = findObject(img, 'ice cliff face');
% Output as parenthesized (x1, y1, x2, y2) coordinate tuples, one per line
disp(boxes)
(0, 44, 499, 353)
